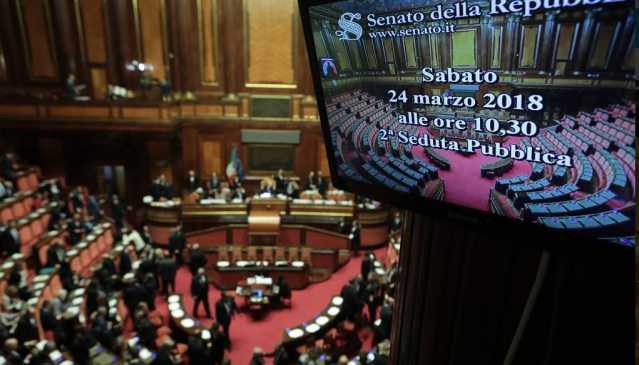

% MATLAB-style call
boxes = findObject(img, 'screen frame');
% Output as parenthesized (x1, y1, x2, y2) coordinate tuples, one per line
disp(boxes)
(297, 0, 635, 250)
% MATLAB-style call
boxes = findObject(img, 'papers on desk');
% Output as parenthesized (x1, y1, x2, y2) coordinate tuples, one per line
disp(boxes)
(247, 276, 272, 285)
(199, 198, 227, 205)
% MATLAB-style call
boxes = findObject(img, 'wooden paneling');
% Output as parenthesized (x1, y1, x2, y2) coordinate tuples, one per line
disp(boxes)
(80, 0, 107, 64)
(137, 0, 167, 80)
(197, 0, 219, 86)
(318, 140, 329, 176)
(90, 68, 108, 99)
(49, 106, 109, 118)
(18, 0, 58, 80)
(199, 139, 223, 176)
(245, 0, 296, 88)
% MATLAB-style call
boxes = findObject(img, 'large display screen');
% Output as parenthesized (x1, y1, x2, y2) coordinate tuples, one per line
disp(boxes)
(300, 0, 636, 245)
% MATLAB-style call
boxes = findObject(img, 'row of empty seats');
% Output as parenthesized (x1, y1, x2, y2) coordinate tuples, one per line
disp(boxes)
(216, 245, 312, 268)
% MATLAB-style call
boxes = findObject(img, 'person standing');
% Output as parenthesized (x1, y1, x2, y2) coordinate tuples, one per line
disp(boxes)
(188, 243, 207, 275)
(215, 291, 236, 349)
(209, 322, 228, 365)
(168, 225, 186, 266)
(191, 268, 211, 318)
(157, 251, 177, 295)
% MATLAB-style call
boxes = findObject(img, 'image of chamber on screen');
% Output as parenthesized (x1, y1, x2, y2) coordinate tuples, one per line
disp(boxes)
(308, 0, 635, 244)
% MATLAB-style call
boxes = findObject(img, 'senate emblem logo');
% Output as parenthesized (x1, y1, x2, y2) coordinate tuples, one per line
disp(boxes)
(335, 13, 363, 41)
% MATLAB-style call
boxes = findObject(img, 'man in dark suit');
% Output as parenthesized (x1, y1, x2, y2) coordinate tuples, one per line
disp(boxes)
(187, 334, 209, 364)
(349, 220, 361, 253)
(157, 252, 177, 295)
(215, 291, 236, 348)
(188, 243, 207, 275)
(0, 220, 20, 257)
(305, 171, 317, 191)
(361, 253, 374, 283)
(168, 225, 186, 266)
(273, 169, 286, 194)
(375, 296, 394, 344)
(119, 245, 133, 276)
(273, 275, 292, 307)
(110, 195, 125, 229)
(340, 279, 364, 322)
(316, 171, 327, 196)
(208, 322, 228, 365)
(191, 268, 211, 318)
(122, 274, 146, 315)
(185, 170, 200, 193)
(390, 212, 402, 233)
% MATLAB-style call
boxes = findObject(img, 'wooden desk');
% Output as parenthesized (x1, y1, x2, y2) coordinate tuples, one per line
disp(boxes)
(210, 264, 308, 290)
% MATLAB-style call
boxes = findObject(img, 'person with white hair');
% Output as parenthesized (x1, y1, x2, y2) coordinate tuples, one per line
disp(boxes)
(249, 347, 265, 365)
(191, 268, 211, 318)
(50, 289, 69, 318)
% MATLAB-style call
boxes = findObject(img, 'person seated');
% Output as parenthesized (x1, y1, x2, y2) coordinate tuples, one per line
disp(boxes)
(273, 169, 287, 194)
(286, 180, 300, 199)
(209, 172, 221, 193)
(231, 183, 246, 202)
(0, 286, 23, 328)
(151, 174, 173, 201)
(258, 179, 276, 196)
(185, 170, 200, 193)
(0, 153, 17, 180)
(0, 177, 14, 201)
(64, 73, 86, 100)
(316, 171, 327, 197)
(390, 212, 402, 233)
(305, 171, 317, 191)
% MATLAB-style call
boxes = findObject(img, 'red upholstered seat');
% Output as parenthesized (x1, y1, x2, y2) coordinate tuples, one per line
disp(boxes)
(39, 212, 50, 229)
(301, 247, 312, 266)
(262, 247, 273, 264)
(12, 201, 25, 220)
(275, 247, 286, 262)
(1, 207, 13, 223)
(218, 246, 229, 262)
(288, 247, 300, 262)
(16, 176, 29, 192)
(30, 219, 43, 238)
(247, 246, 258, 262)
(232, 245, 243, 263)
(27, 172, 38, 190)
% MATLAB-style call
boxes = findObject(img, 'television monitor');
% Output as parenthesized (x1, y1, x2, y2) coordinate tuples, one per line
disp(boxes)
(299, 0, 636, 246)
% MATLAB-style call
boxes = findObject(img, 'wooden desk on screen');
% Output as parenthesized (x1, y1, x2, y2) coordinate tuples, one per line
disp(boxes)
(210, 265, 308, 290)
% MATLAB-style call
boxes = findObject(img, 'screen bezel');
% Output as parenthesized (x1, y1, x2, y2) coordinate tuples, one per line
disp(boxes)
(297, 0, 635, 251)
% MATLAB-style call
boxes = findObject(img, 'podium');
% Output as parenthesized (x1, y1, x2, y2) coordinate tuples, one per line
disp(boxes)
(248, 197, 287, 245)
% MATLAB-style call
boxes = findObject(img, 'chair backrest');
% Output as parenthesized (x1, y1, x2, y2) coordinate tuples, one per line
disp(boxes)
(218, 246, 229, 262)
(301, 247, 312, 265)
(262, 247, 273, 263)
(232, 245, 243, 262)
(275, 246, 286, 261)
(288, 246, 299, 261)
(247, 246, 257, 261)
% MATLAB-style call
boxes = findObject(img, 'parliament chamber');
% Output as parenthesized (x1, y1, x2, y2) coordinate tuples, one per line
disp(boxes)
(0, 0, 635, 364)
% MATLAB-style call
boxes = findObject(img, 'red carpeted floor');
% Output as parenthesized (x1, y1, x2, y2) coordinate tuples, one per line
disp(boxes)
(412, 136, 532, 211)
(153, 248, 385, 365)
